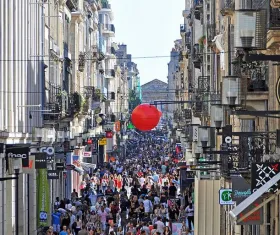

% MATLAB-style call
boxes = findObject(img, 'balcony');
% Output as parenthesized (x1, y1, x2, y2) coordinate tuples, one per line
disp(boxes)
(103, 24, 115, 36)
(198, 76, 210, 93)
(87, 0, 101, 11)
(43, 103, 60, 122)
(105, 69, 115, 78)
(207, 24, 215, 43)
(78, 52, 85, 72)
(192, 44, 203, 69)
(106, 46, 116, 55)
(220, 0, 234, 16)
(267, 7, 280, 49)
(66, 0, 78, 11)
(101, 0, 111, 9)
(180, 24, 186, 35)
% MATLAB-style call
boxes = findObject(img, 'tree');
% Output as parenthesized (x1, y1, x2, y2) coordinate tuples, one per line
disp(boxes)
(129, 89, 141, 111)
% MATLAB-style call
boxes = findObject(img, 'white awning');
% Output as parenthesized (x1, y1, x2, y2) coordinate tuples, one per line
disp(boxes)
(229, 172, 280, 222)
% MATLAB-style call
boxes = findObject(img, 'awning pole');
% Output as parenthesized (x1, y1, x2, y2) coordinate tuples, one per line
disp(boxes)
(237, 190, 280, 223)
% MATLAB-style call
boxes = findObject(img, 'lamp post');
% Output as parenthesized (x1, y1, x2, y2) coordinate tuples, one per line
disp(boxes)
(0, 168, 20, 235)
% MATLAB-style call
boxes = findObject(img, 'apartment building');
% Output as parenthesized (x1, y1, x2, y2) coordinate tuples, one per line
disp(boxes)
(171, 0, 280, 235)
(0, 0, 131, 234)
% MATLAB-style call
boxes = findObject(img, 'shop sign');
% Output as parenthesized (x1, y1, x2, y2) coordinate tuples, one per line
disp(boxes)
(83, 151, 92, 158)
(47, 170, 59, 179)
(232, 176, 263, 225)
(219, 189, 234, 205)
(35, 153, 47, 169)
(6, 145, 29, 167)
(106, 131, 113, 138)
(56, 163, 64, 171)
(99, 138, 107, 145)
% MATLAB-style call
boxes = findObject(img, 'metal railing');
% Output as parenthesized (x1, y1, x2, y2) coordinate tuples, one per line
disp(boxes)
(269, 7, 280, 29)
(66, 0, 78, 11)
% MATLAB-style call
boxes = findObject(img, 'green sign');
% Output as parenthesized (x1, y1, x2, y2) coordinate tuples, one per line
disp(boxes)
(127, 122, 135, 129)
(37, 169, 50, 226)
(219, 189, 234, 205)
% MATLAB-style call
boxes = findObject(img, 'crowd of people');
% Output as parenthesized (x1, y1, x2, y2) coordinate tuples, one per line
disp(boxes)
(45, 130, 195, 235)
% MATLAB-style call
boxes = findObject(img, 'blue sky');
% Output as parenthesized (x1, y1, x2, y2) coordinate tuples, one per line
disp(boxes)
(110, 0, 185, 85)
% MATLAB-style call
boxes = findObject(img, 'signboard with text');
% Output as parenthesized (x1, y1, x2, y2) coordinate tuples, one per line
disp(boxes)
(232, 176, 263, 225)
(219, 189, 234, 205)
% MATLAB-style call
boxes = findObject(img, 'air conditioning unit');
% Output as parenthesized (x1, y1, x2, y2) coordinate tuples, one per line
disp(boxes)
(234, 9, 267, 49)
(222, 76, 241, 106)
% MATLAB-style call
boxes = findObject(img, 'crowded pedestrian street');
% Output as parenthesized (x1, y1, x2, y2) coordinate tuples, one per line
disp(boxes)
(44, 130, 194, 235)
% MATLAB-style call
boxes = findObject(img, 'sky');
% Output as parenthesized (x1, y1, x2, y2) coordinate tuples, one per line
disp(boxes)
(110, 0, 185, 86)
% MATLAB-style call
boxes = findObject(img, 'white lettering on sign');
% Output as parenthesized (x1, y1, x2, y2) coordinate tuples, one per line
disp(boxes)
(7, 153, 27, 158)
(40, 147, 55, 156)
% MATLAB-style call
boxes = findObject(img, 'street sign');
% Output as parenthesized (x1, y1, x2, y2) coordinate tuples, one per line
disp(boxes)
(219, 189, 234, 205)
(99, 138, 107, 145)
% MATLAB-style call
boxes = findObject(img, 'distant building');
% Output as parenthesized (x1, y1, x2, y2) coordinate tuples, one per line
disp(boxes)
(141, 79, 168, 115)
(116, 44, 139, 90)
(167, 45, 180, 117)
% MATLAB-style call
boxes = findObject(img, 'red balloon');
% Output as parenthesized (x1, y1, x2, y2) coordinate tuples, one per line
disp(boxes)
(131, 104, 161, 131)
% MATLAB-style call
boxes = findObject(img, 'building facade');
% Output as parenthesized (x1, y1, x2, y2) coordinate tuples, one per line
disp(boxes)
(141, 79, 168, 117)
(172, 0, 280, 235)
(0, 0, 132, 234)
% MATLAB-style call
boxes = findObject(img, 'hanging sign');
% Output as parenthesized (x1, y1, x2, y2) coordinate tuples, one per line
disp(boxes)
(115, 121, 121, 132)
(83, 151, 92, 158)
(106, 131, 113, 138)
(219, 189, 234, 205)
(99, 138, 107, 145)
(47, 170, 59, 179)
(35, 153, 47, 169)
(6, 145, 30, 168)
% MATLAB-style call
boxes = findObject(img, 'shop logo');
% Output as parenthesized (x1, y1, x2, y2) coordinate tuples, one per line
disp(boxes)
(221, 190, 232, 201)
(7, 153, 27, 158)
(219, 189, 234, 205)
(40, 147, 54, 156)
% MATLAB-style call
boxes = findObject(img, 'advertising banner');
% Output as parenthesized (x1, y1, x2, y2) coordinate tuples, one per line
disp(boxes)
(37, 169, 50, 226)
(232, 176, 263, 225)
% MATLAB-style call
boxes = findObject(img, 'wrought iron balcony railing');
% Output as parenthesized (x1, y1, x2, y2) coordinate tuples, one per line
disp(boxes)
(220, 0, 234, 16)
(198, 76, 210, 93)
(78, 52, 85, 72)
(192, 44, 203, 69)
(207, 24, 216, 42)
(269, 7, 280, 29)
(66, 0, 78, 11)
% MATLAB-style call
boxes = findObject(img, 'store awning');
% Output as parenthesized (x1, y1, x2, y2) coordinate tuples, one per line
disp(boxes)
(229, 172, 280, 223)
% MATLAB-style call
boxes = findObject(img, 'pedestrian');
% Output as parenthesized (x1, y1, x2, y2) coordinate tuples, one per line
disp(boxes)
(186, 203, 194, 230)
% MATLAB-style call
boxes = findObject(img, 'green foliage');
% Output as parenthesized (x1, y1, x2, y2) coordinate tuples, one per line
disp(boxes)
(129, 89, 141, 111)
